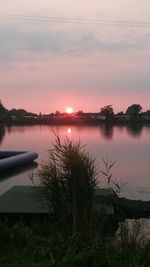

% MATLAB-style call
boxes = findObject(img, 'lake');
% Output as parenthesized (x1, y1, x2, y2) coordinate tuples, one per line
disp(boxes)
(0, 124, 150, 200)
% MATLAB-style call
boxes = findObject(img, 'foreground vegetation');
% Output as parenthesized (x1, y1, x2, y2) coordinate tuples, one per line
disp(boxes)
(0, 220, 150, 267)
(1, 135, 150, 266)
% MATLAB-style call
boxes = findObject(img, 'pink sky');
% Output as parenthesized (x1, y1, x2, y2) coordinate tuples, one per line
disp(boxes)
(0, 0, 150, 113)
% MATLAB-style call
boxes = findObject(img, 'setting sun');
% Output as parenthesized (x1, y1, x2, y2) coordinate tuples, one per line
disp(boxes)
(66, 107, 73, 114)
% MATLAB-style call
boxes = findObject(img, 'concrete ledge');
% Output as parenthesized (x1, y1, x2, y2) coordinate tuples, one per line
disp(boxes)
(0, 186, 49, 214)
(0, 186, 114, 215)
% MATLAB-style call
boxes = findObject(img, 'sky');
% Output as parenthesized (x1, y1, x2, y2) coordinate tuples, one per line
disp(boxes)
(0, 0, 150, 114)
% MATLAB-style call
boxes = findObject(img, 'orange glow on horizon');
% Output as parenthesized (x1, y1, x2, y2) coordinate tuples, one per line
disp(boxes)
(66, 107, 74, 114)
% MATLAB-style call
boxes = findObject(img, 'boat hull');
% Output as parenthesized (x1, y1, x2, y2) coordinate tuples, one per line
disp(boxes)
(0, 151, 38, 171)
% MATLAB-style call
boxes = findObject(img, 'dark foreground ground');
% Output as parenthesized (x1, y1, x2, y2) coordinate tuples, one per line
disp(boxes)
(0, 219, 150, 267)
(0, 186, 150, 266)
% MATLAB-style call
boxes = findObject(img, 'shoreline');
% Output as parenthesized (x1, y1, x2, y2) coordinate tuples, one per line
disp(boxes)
(1, 118, 150, 126)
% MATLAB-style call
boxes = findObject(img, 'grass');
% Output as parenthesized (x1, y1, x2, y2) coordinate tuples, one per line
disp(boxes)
(0, 220, 150, 267)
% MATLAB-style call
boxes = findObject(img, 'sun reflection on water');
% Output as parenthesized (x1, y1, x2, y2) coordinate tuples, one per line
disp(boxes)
(67, 128, 72, 135)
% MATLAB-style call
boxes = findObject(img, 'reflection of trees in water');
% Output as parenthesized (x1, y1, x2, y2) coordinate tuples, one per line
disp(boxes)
(0, 124, 6, 145)
(99, 124, 114, 140)
(126, 124, 143, 138)
(6, 125, 36, 134)
(116, 125, 124, 133)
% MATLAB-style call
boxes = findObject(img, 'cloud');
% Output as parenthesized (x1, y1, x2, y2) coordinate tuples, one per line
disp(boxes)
(71, 32, 150, 53)
(0, 25, 70, 61)
(1, 24, 150, 62)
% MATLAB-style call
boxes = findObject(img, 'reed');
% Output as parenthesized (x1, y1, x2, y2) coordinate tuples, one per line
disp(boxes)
(38, 134, 98, 235)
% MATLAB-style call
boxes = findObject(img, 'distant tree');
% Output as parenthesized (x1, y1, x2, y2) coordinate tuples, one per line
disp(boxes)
(7, 109, 37, 118)
(8, 109, 26, 117)
(116, 111, 124, 116)
(55, 110, 61, 116)
(50, 112, 54, 116)
(100, 105, 114, 119)
(126, 104, 142, 118)
(0, 100, 7, 116)
(27, 111, 38, 117)
(76, 110, 84, 116)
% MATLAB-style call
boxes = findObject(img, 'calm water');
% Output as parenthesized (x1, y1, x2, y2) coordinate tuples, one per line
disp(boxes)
(0, 124, 150, 200)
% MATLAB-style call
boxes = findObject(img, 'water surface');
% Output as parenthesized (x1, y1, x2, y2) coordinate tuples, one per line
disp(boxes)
(0, 124, 150, 200)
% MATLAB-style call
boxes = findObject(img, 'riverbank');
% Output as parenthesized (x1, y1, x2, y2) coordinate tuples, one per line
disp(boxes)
(1, 116, 150, 126)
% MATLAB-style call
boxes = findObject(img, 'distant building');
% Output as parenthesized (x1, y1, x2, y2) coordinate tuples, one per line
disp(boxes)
(91, 114, 106, 121)
(10, 116, 17, 120)
(116, 114, 131, 121)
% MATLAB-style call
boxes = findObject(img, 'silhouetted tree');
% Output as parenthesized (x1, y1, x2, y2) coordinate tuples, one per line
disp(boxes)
(7, 109, 37, 118)
(116, 111, 124, 116)
(55, 110, 61, 116)
(76, 110, 84, 116)
(0, 100, 7, 116)
(100, 105, 114, 119)
(126, 104, 142, 119)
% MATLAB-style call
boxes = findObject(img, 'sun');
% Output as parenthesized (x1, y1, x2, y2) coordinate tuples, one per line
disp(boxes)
(66, 107, 73, 114)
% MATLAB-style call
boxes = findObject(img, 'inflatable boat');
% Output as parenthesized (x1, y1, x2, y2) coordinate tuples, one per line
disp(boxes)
(0, 151, 38, 171)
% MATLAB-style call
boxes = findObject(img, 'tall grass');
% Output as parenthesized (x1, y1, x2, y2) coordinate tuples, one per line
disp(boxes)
(38, 134, 98, 235)
(100, 157, 127, 195)
(116, 219, 150, 249)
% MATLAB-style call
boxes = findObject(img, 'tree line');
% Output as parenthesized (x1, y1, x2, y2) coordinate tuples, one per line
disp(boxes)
(0, 100, 150, 121)
(99, 104, 144, 119)
(0, 100, 37, 119)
